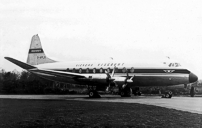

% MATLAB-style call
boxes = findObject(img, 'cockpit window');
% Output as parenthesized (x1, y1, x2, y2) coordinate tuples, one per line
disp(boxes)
(169, 63, 181, 67)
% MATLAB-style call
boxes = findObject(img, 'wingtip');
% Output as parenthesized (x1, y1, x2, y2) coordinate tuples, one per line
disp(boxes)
(4, 57, 36, 70)
(4, 57, 10, 60)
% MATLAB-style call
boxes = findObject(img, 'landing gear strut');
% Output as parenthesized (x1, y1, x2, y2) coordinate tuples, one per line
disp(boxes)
(190, 86, 195, 97)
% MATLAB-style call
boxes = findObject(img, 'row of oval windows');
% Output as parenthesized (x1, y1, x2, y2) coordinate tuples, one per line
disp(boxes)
(75, 63, 124, 67)
(67, 67, 135, 73)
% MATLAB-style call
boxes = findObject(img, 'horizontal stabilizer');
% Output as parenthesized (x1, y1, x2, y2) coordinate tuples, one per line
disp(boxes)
(4, 57, 36, 70)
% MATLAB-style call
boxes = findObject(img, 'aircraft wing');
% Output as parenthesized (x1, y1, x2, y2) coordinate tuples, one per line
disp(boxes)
(4, 57, 87, 79)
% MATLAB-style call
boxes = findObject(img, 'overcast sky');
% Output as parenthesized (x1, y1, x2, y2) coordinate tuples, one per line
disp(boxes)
(0, 0, 202, 78)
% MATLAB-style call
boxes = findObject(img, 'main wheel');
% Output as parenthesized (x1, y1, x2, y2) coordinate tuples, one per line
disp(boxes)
(89, 91, 101, 98)
(120, 89, 131, 97)
(89, 91, 94, 98)
(120, 91, 125, 97)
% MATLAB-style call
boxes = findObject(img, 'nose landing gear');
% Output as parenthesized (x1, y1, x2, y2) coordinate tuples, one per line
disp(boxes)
(162, 91, 172, 98)
(190, 86, 195, 97)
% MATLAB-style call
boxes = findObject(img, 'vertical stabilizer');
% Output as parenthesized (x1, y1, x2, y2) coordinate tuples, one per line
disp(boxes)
(27, 34, 56, 65)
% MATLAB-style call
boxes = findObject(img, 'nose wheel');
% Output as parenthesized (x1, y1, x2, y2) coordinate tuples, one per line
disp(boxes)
(190, 86, 195, 97)
(162, 91, 172, 98)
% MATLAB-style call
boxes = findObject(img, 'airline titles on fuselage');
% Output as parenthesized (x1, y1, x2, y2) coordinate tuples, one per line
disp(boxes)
(75, 63, 124, 67)
(66, 62, 125, 73)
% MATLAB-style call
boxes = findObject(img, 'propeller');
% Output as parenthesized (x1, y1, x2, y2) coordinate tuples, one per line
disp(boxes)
(122, 69, 135, 89)
(105, 67, 117, 91)
(105, 67, 134, 91)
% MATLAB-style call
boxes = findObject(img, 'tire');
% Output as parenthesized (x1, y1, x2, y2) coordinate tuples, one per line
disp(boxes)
(165, 93, 170, 98)
(137, 92, 141, 96)
(120, 91, 125, 97)
(89, 91, 95, 98)
(89, 91, 101, 98)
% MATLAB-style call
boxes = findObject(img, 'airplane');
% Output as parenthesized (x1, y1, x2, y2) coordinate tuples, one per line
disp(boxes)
(4, 34, 198, 98)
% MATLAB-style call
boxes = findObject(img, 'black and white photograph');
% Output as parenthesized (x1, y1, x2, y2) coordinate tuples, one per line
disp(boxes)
(0, 0, 202, 127)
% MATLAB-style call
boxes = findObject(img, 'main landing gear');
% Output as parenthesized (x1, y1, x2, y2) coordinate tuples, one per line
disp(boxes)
(88, 85, 101, 98)
(161, 91, 172, 98)
(119, 85, 132, 97)
(133, 87, 141, 96)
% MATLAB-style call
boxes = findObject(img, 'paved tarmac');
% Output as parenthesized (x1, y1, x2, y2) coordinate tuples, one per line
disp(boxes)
(0, 95, 202, 114)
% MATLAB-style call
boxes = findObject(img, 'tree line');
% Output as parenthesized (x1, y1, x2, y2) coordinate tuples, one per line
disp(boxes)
(0, 69, 87, 94)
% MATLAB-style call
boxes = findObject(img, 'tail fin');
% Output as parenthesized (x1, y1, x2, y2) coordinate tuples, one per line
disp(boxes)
(27, 34, 56, 65)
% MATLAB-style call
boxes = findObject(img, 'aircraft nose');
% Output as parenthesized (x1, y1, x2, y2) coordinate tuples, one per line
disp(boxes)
(189, 72, 198, 83)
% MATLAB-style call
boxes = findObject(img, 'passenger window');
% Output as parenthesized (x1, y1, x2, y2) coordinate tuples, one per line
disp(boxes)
(118, 63, 120, 66)
(72, 68, 75, 73)
(111, 63, 113, 66)
(114, 67, 118, 73)
(122, 67, 126, 73)
(130, 67, 134, 73)
(93, 68, 96, 73)
(98, 64, 100, 66)
(100, 68, 103, 73)
(104, 64, 106, 66)
(85, 64, 87, 66)
(107, 63, 110, 66)
(66, 68, 69, 72)
(79, 68, 82, 73)
(114, 63, 116, 66)
(88, 64, 90, 66)
(86, 68, 89, 73)
(107, 68, 110, 73)
(91, 64, 93, 66)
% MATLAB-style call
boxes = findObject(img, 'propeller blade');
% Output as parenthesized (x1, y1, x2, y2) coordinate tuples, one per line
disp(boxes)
(126, 69, 129, 79)
(111, 66, 116, 77)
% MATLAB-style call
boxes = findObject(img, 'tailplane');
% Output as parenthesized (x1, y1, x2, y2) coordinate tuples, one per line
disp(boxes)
(5, 57, 36, 70)
(27, 34, 56, 65)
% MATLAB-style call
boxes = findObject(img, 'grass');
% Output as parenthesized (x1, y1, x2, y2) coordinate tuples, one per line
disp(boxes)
(0, 99, 201, 128)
